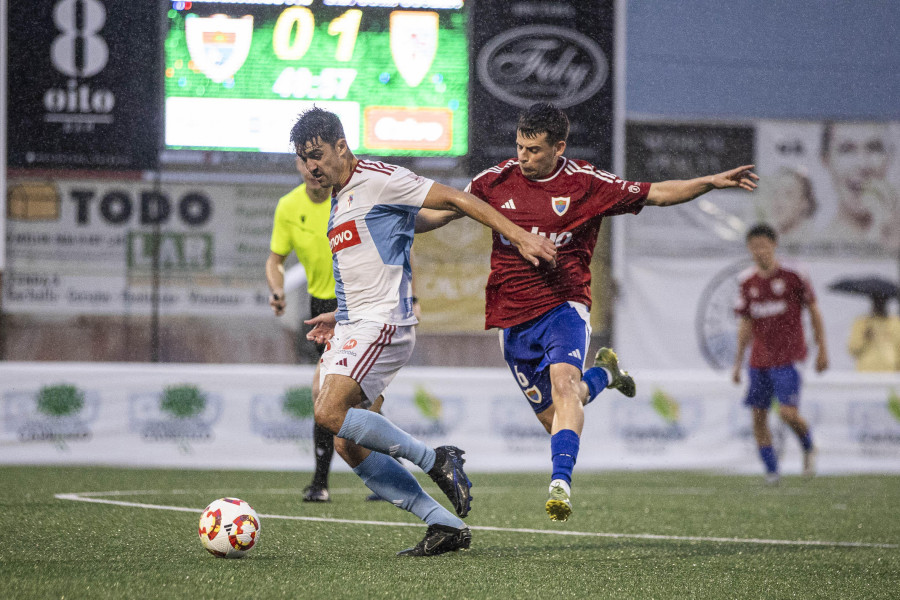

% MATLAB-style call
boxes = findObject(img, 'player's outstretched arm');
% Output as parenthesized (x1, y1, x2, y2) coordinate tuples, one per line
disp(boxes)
(415, 207, 462, 233)
(422, 182, 557, 267)
(646, 165, 759, 207)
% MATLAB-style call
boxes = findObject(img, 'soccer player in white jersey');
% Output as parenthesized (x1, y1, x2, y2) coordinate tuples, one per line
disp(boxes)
(293, 107, 556, 556)
(416, 103, 759, 522)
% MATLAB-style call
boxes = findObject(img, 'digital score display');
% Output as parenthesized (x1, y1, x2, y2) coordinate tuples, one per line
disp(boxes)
(164, 1, 468, 156)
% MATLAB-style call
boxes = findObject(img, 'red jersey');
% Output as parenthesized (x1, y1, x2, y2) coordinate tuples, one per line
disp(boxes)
(467, 157, 649, 329)
(734, 264, 815, 368)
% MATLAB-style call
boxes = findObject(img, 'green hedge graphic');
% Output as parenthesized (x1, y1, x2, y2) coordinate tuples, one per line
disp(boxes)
(36, 384, 85, 417)
(161, 385, 207, 419)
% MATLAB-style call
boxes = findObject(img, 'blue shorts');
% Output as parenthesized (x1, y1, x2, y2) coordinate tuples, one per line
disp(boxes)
(744, 365, 801, 409)
(500, 302, 591, 414)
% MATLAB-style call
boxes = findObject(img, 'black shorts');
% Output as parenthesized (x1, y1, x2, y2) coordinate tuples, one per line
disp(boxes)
(309, 296, 338, 356)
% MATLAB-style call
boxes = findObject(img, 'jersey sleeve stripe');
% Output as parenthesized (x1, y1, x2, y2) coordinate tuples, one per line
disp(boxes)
(356, 160, 396, 175)
(471, 161, 517, 183)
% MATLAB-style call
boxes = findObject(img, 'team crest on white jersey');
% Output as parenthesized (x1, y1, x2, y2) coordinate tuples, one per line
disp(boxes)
(551, 196, 570, 216)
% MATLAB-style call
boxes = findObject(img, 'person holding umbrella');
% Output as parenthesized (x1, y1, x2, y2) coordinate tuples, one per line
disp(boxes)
(831, 277, 900, 371)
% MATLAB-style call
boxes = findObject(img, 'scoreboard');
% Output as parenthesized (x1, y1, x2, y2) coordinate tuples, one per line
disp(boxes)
(164, 0, 468, 156)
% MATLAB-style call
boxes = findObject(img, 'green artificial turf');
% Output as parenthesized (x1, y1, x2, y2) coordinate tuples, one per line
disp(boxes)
(4, 466, 898, 599)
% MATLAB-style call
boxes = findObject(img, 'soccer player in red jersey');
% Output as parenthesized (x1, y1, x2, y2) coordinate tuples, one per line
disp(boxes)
(732, 223, 828, 484)
(416, 102, 759, 521)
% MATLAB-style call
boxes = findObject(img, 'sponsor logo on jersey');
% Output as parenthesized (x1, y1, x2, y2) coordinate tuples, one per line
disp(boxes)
(749, 299, 788, 319)
(343, 339, 358, 350)
(629, 184, 641, 194)
(551, 196, 570, 216)
(336, 358, 349, 367)
(530, 227, 573, 248)
(501, 199, 517, 210)
(328, 220, 361, 253)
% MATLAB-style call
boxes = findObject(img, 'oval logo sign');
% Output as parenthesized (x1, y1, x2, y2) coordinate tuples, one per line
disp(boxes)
(476, 25, 609, 108)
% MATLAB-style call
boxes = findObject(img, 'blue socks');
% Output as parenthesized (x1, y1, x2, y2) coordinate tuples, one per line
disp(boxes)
(353, 451, 464, 529)
(550, 429, 580, 484)
(337, 408, 436, 472)
(582, 367, 609, 404)
(800, 431, 813, 452)
(758, 445, 778, 474)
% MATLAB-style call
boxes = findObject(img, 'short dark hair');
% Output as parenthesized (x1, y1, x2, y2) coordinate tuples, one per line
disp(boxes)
(290, 107, 346, 150)
(746, 223, 778, 243)
(517, 102, 569, 145)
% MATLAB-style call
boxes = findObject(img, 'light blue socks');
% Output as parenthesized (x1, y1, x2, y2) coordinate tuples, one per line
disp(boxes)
(353, 451, 464, 529)
(338, 408, 436, 472)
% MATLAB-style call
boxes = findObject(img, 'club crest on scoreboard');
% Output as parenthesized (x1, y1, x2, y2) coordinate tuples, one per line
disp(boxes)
(390, 11, 438, 88)
(186, 15, 254, 84)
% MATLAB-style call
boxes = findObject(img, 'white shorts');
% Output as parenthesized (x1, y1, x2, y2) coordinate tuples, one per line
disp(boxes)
(319, 320, 415, 402)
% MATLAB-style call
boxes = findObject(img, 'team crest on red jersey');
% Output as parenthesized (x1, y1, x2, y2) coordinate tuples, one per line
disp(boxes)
(551, 196, 570, 216)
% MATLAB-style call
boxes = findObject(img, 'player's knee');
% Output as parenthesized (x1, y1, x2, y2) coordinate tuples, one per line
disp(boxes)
(313, 400, 343, 435)
(334, 437, 367, 466)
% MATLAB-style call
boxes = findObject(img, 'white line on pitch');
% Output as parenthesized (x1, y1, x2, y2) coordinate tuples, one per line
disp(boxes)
(54, 491, 898, 550)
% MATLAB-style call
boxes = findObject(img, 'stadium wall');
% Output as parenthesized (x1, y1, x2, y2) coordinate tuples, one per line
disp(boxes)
(2, 363, 898, 475)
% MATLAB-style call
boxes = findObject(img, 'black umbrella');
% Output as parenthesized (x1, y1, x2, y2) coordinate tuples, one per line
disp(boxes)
(828, 276, 899, 299)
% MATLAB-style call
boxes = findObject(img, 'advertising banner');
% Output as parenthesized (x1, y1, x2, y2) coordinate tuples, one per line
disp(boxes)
(412, 218, 492, 332)
(622, 120, 900, 259)
(4, 175, 493, 333)
(469, 0, 615, 173)
(615, 119, 900, 371)
(6, 0, 160, 170)
(615, 256, 900, 372)
(2, 363, 898, 475)
(4, 177, 290, 316)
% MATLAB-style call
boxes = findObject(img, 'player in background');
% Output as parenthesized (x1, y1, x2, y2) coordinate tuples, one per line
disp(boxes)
(732, 223, 828, 484)
(266, 157, 386, 503)
(416, 102, 759, 522)
(294, 107, 557, 556)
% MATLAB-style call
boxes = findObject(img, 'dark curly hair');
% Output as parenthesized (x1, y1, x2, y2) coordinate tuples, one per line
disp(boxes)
(516, 102, 570, 145)
(290, 107, 347, 150)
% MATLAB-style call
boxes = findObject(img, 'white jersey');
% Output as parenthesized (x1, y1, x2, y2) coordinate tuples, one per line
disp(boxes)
(327, 159, 433, 325)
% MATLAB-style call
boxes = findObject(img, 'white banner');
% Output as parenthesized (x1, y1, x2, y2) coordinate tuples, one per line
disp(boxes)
(615, 256, 900, 371)
(617, 118, 900, 373)
(4, 177, 294, 316)
(1, 363, 898, 475)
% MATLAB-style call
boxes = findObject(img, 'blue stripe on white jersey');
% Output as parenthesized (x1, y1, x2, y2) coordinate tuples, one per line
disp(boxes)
(328, 161, 432, 325)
